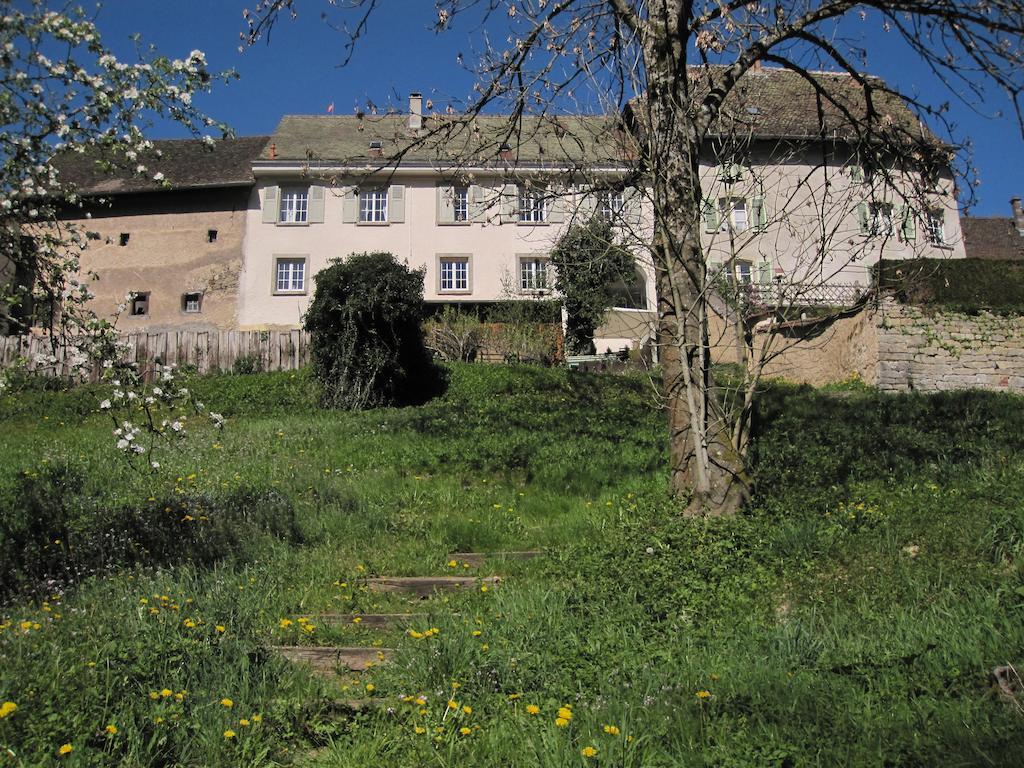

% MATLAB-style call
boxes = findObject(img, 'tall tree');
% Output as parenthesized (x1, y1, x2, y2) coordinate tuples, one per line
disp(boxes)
(246, 0, 1023, 515)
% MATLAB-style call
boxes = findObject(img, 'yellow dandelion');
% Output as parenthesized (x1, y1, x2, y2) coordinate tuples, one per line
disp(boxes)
(472, 630, 482, 637)
(555, 717, 570, 727)
(215, 625, 226, 633)
(148, 691, 159, 700)
(460, 727, 471, 735)
(365, 684, 375, 693)
(557, 707, 573, 721)
(160, 688, 173, 698)
(352, 617, 362, 624)
(279, 618, 293, 628)
(58, 744, 73, 755)
(220, 698, 234, 708)
(525, 704, 540, 715)
(239, 719, 250, 727)
(447, 700, 459, 710)
(223, 729, 236, 739)
(105, 724, 117, 735)
(447, 560, 458, 567)
(251, 714, 262, 723)
(0, 702, 16, 719)
(582, 746, 598, 758)
(462, 705, 473, 715)
(603, 724, 621, 736)
(696, 690, 712, 699)
(414, 726, 426, 734)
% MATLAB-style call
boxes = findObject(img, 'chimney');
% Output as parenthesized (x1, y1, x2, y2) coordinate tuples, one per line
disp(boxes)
(408, 92, 423, 132)
(269, 143, 276, 160)
(499, 143, 512, 162)
(1012, 197, 1024, 236)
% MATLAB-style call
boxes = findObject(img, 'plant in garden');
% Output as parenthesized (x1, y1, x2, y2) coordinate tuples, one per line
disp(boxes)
(304, 252, 441, 409)
(549, 216, 636, 355)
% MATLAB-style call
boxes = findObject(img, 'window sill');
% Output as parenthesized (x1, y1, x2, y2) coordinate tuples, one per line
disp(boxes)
(273, 291, 308, 297)
(275, 221, 310, 227)
(928, 242, 955, 251)
(438, 290, 472, 296)
(356, 221, 391, 226)
(437, 221, 472, 227)
(517, 221, 549, 226)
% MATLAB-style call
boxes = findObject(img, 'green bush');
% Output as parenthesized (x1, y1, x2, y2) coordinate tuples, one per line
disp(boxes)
(876, 258, 1024, 314)
(0, 465, 305, 599)
(304, 252, 442, 409)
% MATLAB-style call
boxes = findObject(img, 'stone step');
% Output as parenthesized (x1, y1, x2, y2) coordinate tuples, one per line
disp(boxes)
(271, 645, 392, 675)
(317, 613, 420, 629)
(365, 575, 501, 598)
(447, 550, 545, 567)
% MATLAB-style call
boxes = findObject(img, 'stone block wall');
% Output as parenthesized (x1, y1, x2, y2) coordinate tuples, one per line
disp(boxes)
(874, 300, 1024, 392)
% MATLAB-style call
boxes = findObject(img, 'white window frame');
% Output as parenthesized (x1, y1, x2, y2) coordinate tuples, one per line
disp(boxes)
(870, 202, 894, 236)
(599, 190, 625, 219)
(359, 189, 389, 223)
(453, 186, 469, 223)
(182, 292, 202, 313)
(519, 187, 547, 224)
(519, 256, 550, 292)
(273, 257, 307, 295)
(926, 210, 946, 245)
(733, 260, 753, 285)
(279, 188, 309, 224)
(719, 197, 749, 233)
(129, 292, 149, 317)
(438, 256, 471, 294)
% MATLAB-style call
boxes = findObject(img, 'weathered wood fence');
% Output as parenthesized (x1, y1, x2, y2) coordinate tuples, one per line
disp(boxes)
(0, 329, 311, 381)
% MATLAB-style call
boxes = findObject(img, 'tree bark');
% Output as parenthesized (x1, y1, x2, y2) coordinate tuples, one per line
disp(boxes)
(642, 13, 750, 516)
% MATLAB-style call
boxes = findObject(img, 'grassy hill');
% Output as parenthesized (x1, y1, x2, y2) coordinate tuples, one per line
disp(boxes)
(0, 364, 1022, 766)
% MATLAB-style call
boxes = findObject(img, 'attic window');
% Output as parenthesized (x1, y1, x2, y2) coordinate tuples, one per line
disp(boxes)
(119, 233, 130, 246)
(207, 229, 218, 243)
(182, 292, 202, 313)
(369, 140, 383, 150)
(369, 140, 383, 158)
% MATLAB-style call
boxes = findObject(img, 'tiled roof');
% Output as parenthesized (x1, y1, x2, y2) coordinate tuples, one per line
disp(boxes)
(258, 114, 630, 167)
(52, 136, 271, 196)
(960, 217, 1024, 260)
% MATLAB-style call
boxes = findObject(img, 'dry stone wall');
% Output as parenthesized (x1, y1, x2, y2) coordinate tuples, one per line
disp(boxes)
(875, 300, 1024, 392)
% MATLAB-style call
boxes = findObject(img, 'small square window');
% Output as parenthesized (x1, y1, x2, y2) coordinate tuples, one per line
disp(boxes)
(119, 233, 130, 247)
(274, 258, 306, 294)
(279, 189, 309, 224)
(359, 189, 388, 223)
(207, 229, 218, 243)
(870, 202, 894, 236)
(599, 190, 624, 219)
(182, 292, 202, 313)
(719, 198, 748, 233)
(129, 292, 149, 316)
(439, 257, 470, 293)
(519, 187, 547, 223)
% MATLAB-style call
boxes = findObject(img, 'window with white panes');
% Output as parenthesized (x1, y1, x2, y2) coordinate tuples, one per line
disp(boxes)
(519, 257, 549, 291)
(279, 189, 308, 224)
(719, 198, 748, 233)
(926, 210, 946, 245)
(599, 190, 624, 219)
(275, 258, 306, 293)
(733, 260, 753, 284)
(182, 292, 202, 313)
(359, 189, 388, 223)
(519, 187, 547, 223)
(453, 187, 469, 222)
(870, 202, 894, 236)
(439, 257, 470, 293)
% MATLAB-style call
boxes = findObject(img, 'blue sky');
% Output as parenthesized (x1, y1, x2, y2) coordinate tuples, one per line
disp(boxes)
(86, 1, 1021, 217)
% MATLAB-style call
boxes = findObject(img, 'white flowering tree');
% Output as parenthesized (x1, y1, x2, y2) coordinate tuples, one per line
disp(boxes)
(0, 0, 233, 347)
(0, 0, 234, 464)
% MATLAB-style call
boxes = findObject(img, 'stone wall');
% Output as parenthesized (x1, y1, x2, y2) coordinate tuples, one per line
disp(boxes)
(874, 299, 1024, 392)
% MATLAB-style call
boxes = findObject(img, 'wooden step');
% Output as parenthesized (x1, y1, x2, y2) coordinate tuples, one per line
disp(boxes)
(271, 645, 392, 675)
(447, 551, 545, 567)
(365, 575, 501, 598)
(317, 613, 419, 629)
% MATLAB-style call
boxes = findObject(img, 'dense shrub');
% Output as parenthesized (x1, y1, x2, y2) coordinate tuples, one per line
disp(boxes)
(304, 252, 442, 409)
(424, 306, 485, 362)
(876, 258, 1024, 314)
(0, 465, 305, 599)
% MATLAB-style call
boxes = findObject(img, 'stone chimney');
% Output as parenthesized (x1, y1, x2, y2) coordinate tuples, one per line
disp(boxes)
(408, 92, 423, 133)
(1012, 197, 1024, 236)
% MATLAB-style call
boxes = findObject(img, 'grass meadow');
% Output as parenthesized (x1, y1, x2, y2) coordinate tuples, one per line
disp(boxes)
(1, 363, 1023, 766)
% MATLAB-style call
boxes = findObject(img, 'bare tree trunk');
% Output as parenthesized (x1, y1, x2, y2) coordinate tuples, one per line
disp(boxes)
(644, 18, 750, 516)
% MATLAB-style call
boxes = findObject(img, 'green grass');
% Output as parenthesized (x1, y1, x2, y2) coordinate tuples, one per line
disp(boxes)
(0, 364, 1022, 766)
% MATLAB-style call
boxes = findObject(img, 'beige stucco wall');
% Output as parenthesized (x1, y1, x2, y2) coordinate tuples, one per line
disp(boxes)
(63, 187, 251, 331)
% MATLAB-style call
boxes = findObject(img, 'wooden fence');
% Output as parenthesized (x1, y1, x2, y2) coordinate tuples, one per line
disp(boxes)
(0, 329, 311, 381)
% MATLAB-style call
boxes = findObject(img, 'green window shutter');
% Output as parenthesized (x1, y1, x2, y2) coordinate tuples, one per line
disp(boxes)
(752, 196, 767, 232)
(856, 201, 870, 234)
(758, 259, 772, 284)
(437, 185, 454, 224)
(577, 189, 596, 220)
(388, 185, 405, 223)
(342, 189, 358, 223)
(624, 186, 641, 222)
(703, 198, 719, 233)
(262, 185, 279, 224)
(851, 165, 865, 184)
(901, 206, 916, 243)
(499, 184, 517, 223)
(469, 184, 485, 222)
(308, 185, 325, 224)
